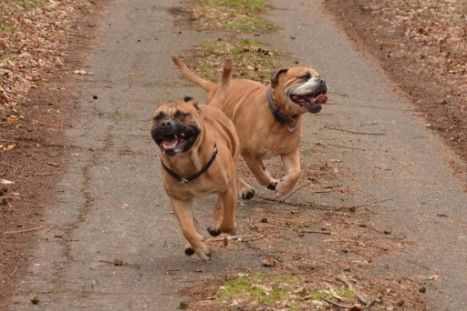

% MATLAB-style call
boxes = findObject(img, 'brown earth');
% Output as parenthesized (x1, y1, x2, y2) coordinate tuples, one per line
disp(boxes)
(0, 1, 109, 309)
(0, 0, 465, 309)
(324, 0, 466, 181)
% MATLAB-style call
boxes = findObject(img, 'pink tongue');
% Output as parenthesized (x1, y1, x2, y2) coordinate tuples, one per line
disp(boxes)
(162, 139, 177, 149)
(313, 94, 328, 104)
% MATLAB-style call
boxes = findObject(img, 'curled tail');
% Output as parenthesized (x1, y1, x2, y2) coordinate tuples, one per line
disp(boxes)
(172, 56, 216, 92)
(210, 60, 233, 106)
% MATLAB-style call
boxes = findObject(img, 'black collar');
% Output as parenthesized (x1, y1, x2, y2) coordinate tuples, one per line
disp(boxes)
(161, 145, 218, 184)
(266, 86, 297, 128)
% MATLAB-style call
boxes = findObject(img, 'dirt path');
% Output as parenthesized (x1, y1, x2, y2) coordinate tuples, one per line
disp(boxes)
(5, 0, 466, 310)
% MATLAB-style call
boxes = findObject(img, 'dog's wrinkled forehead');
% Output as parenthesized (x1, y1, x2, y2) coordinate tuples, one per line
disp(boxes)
(287, 67, 320, 80)
(153, 102, 200, 123)
(271, 66, 322, 89)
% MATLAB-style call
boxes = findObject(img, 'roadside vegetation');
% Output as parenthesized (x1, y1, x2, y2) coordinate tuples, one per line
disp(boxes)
(186, 38, 281, 83)
(0, 1, 98, 309)
(190, 0, 275, 32)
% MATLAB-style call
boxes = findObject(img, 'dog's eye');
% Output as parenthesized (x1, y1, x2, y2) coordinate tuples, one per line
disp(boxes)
(154, 112, 165, 122)
(174, 110, 189, 121)
(301, 73, 312, 81)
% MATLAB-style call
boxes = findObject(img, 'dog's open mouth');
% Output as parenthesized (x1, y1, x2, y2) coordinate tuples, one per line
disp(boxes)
(160, 134, 187, 152)
(290, 92, 328, 114)
(152, 125, 200, 157)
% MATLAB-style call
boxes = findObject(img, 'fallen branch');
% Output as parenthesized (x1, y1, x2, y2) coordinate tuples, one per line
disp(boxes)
(323, 125, 386, 136)
(255, 194, 393, 212)
(10, 266, 18, 277)
(336, 275, 372, 307)
(2, 226, 44, 235)
(322, 297, 353, 309)
(207, 232, 269, 243)
(297, 229, 331, 235)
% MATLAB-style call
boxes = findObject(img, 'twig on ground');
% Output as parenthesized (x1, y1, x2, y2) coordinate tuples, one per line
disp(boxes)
(297, 229, 332, 235)
(322, 297, 353, 309)
(10, 266, 18, 277)
(310, 189, 332, 193)
(2, 226, 44, 235)
(255, 194, 392, 212)
(322, 125, 386, 136)
(207, 233, 269, 243)
(336, 275, 373, 307)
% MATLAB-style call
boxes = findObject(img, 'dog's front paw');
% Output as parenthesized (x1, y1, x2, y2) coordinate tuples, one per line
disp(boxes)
(186, 244, 212, 261)
(184, 247, 195, 256)
(197, 247, 212, 261)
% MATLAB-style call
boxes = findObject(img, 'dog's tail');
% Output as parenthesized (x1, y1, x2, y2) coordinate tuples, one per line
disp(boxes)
(172, 56, 216, 92)
(209, 60, 233, 107)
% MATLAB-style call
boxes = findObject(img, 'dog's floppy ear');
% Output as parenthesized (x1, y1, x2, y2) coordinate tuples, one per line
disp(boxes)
(184, 96, 200, 111)
(270, 68, 289, 88)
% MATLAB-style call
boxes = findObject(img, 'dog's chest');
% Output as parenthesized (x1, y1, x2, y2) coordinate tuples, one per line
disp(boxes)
(165, 174, 229, 199)
(249, 132, 300, 158)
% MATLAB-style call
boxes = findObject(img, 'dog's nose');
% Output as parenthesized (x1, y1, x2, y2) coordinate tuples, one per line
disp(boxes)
(160, 119, 175, 127)
(318, 79, 327, 93)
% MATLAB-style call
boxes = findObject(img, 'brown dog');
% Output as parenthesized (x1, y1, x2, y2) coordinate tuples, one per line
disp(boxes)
(151, 61, 239, 261)
(172, 56, 328, 198)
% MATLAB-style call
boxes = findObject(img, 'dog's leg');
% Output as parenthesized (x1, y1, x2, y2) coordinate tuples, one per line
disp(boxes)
(207, 196, 224, 237)
(170, 197, 212, 261)
(207, 185, 237, 236)
(219, 185, 238, 235)
(243, 154, 279, 190)
(237, 177, 255, 200)
(276, 149, 302, 197)
(184, 216, 201, 255)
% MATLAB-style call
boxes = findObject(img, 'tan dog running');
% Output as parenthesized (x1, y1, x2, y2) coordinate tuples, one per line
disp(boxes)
(172, 56, 328, 198)
(151, 61, 239, 261)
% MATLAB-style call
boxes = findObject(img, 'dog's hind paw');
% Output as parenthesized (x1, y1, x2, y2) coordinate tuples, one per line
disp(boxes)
(207, 227, 221, 237)
(267, 182, 278, 190)
(241, 188, 255, 200)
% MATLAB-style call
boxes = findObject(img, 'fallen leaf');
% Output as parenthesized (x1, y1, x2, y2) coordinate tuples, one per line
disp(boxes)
(261, 257, 278, 267)
(3, 144, 16, 152)
(73, 69, 93, 75)
(6, 118, 18, 125)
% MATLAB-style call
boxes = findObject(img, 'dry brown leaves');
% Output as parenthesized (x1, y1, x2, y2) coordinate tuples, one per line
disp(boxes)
(360, 0, 465, 103)
(0, 1, 101, 309)
(325, 0, 467, 165)
(0, 0, 94, 122)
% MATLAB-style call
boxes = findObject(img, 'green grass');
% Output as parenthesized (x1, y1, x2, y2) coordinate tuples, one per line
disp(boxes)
(192, 38, 282, 82)
(191, 0, 275, 33)
(208, 0, 268, 12)
(215, 274, 302, 305)
(0, 0, 48, 8)
(212, 274, 339, 309)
